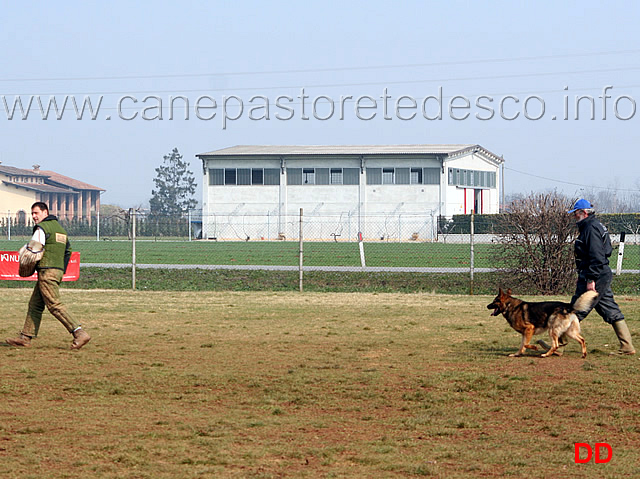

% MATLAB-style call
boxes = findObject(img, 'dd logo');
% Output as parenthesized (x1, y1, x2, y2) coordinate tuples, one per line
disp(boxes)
(574, 443, 613, 464)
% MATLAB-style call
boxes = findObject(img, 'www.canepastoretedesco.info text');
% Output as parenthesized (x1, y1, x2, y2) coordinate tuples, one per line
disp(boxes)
(1, 86, 636, 129)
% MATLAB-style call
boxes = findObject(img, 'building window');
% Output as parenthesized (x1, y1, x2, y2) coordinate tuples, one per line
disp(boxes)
(396, 168, 410, 185)
(423, 167, 440, 184)
(330, 168, 343, 185)
(225, 169, 237, 185)
(343, 168, 359, 185)
(315, 168, 330, 185)
(367, 168, 382, 185)
(303, 168, 315, 184)
(410, 168, 423, 184)
(209, 169, 224, 185)
(448, 168, 496, 188)
(237, 169, 251, 185)
(382, 168, 395, 184)
(210, 167, 281, 185)
(287, 168, 302, 185)
(368, 166, 441, 185)
(264, 168, 280, 185)
(252, 169, 264, 185)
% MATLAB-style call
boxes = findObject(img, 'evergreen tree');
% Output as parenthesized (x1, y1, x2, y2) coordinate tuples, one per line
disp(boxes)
(149, 148, 197, 215)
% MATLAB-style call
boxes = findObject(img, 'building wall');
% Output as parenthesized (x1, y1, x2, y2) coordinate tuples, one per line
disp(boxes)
(0, 180, 37, 223)
(202, 151, 499, 240)
(443, 153, 500, 215)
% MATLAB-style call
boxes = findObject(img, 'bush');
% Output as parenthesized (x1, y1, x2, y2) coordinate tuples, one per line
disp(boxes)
(491, 192, 577, 295)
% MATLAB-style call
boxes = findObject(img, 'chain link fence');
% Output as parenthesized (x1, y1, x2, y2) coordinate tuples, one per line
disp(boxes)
(1, 209, 639, 293)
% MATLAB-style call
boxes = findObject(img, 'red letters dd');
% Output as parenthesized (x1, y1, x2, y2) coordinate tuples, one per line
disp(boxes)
(574, 443, 612, 464)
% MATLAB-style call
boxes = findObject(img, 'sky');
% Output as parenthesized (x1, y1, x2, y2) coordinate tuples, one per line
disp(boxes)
(1, 1, 639, 208)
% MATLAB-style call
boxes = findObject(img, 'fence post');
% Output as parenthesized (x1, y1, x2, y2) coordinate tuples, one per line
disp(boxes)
(7, 210, 10, 241)
(470, 210, 475, 295)
(299, 208, 303, 292)
(358, 231, 366, 267)
(188, 209, 192, 241)
(616, 232, 626, 275)
(96, 208, 100, 241)
(131, 208, 136, 290)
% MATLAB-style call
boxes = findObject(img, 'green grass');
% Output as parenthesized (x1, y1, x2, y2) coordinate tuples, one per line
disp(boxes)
(1, 239, 639, 270)
(1, 290, 639, 478)
(1, 238, 499, 268)
(1, 268, 638, 295)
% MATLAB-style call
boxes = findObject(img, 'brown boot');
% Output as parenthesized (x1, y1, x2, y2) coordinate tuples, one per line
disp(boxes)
(6, 333, 33, 347)
(71, 328, 91, 350)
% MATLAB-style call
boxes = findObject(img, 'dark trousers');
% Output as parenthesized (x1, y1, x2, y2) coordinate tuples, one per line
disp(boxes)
(572, 269, 624, 324)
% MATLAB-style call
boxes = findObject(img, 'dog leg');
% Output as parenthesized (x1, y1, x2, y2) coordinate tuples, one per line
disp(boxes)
(509, 335, 527, 357)
(564, 320, 588, 359)
(541, 332, 560, 358)
(510, 325, 535, 357)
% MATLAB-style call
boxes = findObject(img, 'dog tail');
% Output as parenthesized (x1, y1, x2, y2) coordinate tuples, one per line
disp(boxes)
(573, 290, 599, 313)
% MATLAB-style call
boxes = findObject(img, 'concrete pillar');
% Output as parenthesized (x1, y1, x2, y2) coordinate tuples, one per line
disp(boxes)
(86, 191, 92, 225)
(68, 193, 75, 220)
(78, 191, 84, 222)
(94, 191, 100, 220)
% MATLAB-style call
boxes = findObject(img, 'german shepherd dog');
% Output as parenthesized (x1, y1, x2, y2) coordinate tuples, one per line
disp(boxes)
(487, 288, 599, 358)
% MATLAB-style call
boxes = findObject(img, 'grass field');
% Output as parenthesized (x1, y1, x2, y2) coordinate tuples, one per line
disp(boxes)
(1, 239, 639, 270)
(1, 290, 639, 478)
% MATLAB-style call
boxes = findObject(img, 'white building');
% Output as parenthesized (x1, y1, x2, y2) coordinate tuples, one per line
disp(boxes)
(196, 145, 503, 241)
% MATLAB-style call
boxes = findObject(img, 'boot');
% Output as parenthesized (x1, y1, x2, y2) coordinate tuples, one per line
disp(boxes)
(6, 333, 33, 347)
(536, 338, 567, 356)
(71, 328, 91, 350)
(610, 320, 636, 355)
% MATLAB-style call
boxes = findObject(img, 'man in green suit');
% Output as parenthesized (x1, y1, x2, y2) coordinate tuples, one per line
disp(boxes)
(6, 202, 91, 350)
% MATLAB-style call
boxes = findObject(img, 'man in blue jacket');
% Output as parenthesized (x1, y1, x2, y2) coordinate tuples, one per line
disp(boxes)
(568, 198, 635, 355)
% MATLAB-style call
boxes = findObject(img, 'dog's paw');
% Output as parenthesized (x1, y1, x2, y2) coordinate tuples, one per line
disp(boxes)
(508, 353, 523, 357)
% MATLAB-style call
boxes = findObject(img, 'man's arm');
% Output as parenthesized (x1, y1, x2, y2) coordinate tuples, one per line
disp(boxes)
(584, 225, 608, 283)
(31, 226, 45, 245)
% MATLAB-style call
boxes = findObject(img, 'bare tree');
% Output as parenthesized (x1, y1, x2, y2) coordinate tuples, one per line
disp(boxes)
(494, 192, 577, 295)
(580, 184, 640, 213)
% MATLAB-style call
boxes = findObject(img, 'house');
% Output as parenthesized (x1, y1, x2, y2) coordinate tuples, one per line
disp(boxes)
(196, 145, 503, 241)
(0, 163, 104, 225)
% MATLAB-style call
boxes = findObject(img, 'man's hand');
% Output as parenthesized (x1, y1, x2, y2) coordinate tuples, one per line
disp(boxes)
(586, 280, 597, 292)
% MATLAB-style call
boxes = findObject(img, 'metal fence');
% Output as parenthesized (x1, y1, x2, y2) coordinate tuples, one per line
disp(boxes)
(2, 209, 639, 292)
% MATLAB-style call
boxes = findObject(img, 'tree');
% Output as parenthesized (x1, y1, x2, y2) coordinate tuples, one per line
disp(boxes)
(149, 148, 197, 215)
(493, 192, 577, 295)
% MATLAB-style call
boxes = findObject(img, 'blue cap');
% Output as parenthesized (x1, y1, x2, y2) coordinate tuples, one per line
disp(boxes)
(568, 198, 592, 213)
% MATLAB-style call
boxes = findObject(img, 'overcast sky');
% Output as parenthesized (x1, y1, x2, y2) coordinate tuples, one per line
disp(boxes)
(1, 1, 639, 208)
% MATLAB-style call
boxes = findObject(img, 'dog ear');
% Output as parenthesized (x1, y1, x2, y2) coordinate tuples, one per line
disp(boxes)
(498, 287, 503, 295)
(506, 288, 512, 295)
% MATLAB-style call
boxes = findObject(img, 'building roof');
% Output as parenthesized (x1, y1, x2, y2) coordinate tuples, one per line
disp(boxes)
(0, 165, 50, 178)
(197, 144, 504, 163)
(1, 180, 77, 194)
(39, 170, 105, 191)
(0, 164, 104, 192)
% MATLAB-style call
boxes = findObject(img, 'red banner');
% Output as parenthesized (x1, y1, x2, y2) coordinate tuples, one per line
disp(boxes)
(0, 251, 80, 281)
